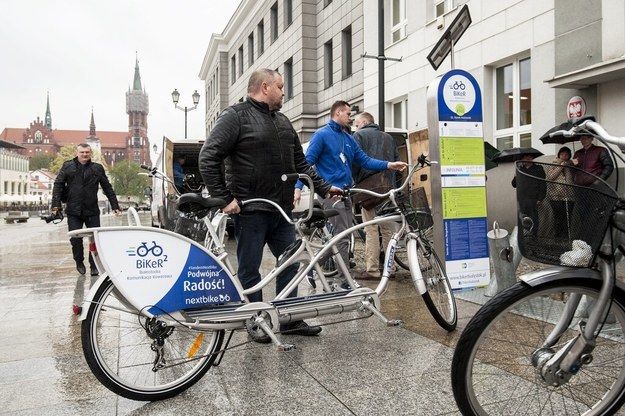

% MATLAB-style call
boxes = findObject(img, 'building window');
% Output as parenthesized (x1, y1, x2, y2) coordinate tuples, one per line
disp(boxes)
(435, 0, 456, 17)
(238, 46, 244, 76)
(34, 131, 43, 144)
(392, 99, 408, 129)
(270, 2, 278, 43)
(494, 57, 532, 149)
(258, 20, 265, 55)
(391, 0, 406, 43)
(248, 33, 255, 67)
(231, 55, 236, 84)
(285, 0, 293, 28)
(342, 26, 352, 79)
(324, 40, 333, 89)
(284, 58, 293, 100)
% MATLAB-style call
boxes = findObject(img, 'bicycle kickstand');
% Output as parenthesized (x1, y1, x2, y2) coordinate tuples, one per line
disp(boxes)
(359, 298, 403, 327)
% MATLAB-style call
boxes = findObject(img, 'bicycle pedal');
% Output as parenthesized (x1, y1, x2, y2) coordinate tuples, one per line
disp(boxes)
(277, 343, 296, 352)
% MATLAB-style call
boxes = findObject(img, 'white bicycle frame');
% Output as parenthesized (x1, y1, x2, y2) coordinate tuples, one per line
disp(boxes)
(72, 162, 433, 350)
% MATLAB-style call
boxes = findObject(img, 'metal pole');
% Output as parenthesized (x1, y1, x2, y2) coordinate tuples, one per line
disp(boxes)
(184, 107, 188, 139)
(378, 0, 385, 131)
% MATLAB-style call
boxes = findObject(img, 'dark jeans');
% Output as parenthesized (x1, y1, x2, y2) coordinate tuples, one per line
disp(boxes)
(67, 214, 100, 268)
(233, 210, 298, 303)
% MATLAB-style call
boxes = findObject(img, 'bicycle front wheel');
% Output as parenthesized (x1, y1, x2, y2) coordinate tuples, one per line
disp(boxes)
(81, 278, 225, 401)
(416, 239, 457, 331)
(451, 279, 625, 415)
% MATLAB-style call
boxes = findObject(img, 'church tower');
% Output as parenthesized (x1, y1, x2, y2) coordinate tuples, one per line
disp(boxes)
(125, 56, 149, 165)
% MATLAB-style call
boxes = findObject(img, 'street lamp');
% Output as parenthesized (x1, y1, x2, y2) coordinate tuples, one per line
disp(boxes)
(171, 89, 201, 139)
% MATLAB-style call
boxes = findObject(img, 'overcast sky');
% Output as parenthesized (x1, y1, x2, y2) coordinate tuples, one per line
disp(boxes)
(1, 0, 240, 150)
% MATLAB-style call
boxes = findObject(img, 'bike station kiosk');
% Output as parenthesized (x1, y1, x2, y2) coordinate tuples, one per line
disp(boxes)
(426, 5, 490, 290)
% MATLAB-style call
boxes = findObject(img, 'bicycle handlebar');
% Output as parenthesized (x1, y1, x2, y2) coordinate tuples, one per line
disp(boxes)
(241, 154, 433, 226)
(350, 154, 434, 202)
(550, 119, 625, 152)
(140, 164, 181, 197)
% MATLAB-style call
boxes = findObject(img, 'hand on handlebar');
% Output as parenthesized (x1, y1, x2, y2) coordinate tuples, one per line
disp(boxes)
(223, 198, 241, 215)
(388, 161, 408, 171)
(327, 186, 345, 200)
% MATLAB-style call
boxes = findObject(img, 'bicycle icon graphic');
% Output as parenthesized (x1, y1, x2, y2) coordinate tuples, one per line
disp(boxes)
(136, 241, 164, 257)
(451, 80, 466, 90)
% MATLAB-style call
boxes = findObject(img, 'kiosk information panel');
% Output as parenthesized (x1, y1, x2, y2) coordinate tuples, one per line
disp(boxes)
(428, 69, 490, 290)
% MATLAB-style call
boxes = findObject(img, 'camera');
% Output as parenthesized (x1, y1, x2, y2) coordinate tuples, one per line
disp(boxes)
(41, 210, 64, 224)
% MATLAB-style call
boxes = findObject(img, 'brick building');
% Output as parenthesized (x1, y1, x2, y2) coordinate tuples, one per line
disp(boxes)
(0, 59, 150, 167)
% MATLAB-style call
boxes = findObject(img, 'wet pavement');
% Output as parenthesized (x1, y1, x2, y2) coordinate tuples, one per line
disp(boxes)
(0, 212, 579, 415)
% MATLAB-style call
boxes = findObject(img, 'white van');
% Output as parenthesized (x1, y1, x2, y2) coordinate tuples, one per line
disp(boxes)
(150, 136, 206, 229)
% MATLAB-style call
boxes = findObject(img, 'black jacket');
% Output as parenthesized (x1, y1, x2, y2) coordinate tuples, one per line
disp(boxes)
(199, 97, 331, 212)
(352, 123, 400, 186)
(51, 158, 119, 216)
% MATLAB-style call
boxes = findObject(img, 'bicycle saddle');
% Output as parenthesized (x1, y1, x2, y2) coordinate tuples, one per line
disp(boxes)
(178, 193, 227, 213)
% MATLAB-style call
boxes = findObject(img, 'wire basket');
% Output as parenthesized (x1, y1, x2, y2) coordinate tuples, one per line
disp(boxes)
(514, 161, 618, 267)
(397, 187, 434, 230)
(173, 211, 208, 242)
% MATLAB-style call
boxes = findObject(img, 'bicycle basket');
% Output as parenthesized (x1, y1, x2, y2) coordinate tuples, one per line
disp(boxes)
(173, 211, 208, 242)
(514, 161, 618, 267)
(397, 187, 434, 230)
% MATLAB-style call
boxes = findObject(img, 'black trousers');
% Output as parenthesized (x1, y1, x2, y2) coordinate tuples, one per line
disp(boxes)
(67, 214, 100, 268)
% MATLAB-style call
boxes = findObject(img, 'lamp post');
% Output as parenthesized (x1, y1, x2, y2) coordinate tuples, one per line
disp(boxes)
(171, 89, 201, 139)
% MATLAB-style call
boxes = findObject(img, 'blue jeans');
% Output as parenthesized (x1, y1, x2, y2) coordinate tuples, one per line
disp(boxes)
(233, 210, 299, 303)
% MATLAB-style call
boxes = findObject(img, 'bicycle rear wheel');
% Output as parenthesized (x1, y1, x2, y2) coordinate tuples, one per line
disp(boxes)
(451, 279, 625, 415)
(413, 238, 457, 331)
(81, 278, 225, 401)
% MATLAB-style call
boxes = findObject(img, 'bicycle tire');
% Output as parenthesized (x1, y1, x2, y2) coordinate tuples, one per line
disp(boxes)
(394, 240, 409, 270)
(414, 239, 457, 331)
(308, 226, 339, 277)
(451, 279, 625, 415)
(81, 278, 225, 401)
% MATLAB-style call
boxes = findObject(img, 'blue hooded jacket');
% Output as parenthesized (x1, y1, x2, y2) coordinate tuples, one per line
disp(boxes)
(297, 119, 388, 189)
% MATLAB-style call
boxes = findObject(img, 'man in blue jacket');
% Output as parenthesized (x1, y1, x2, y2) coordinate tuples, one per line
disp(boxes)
(295, 101, 406, 287)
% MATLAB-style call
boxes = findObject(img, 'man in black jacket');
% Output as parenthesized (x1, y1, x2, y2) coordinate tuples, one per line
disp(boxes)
(51, 143, 121, 276)
(199, 68, 340, 341)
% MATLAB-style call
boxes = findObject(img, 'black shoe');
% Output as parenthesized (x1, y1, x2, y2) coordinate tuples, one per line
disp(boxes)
(76, 262, 86, 275)
(280, 320, 322, 336)
(90, 267, 99, 276)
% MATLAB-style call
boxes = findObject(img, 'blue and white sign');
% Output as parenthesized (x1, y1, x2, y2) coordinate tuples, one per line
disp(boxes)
(95, 228, 242, 315)
(430, 69, 490, 290)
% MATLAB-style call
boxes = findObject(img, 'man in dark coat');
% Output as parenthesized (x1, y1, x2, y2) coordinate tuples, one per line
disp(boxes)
(51, 143, 121, 276)
(199, 68, 341, 341)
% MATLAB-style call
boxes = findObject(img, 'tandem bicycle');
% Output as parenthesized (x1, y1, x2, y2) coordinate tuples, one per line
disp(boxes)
(71, 155, 456, 401)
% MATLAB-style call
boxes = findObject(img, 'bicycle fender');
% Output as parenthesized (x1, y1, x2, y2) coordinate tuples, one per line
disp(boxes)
(407, 238, 427, 294)
(76, 273, 110, 321)
(519, 266, 625, 289)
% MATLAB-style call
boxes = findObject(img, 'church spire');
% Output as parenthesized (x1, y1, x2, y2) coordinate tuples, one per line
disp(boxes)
(133, 52, 142, 91)
(89, 107, 96, 137)
(45, 92, 52, 129)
